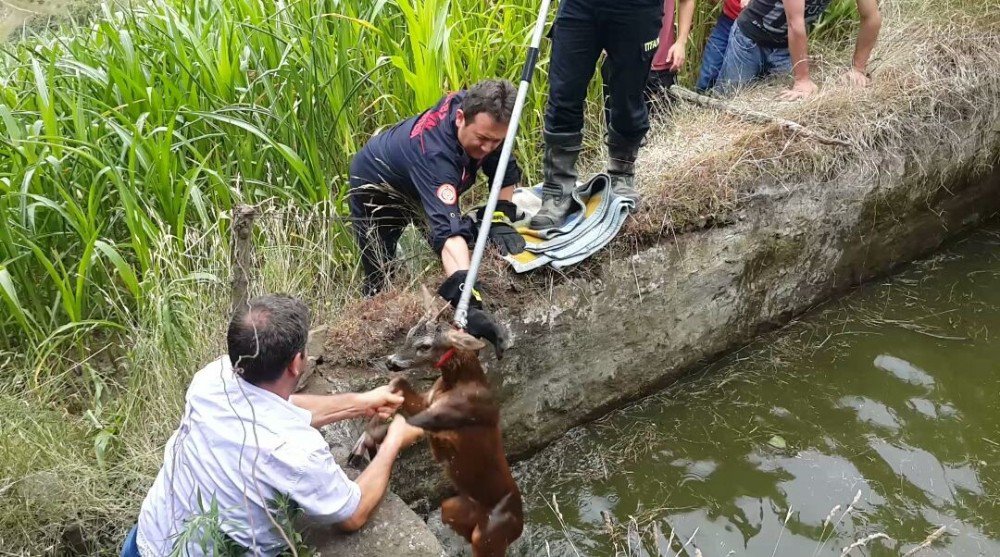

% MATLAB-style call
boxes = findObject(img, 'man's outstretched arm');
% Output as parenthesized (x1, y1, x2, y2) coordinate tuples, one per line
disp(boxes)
(337, 416, 424, 532)
(779, 0, 817, 100)
(438, 183, 516, 275)
(845, 0, 882, 86)
(291, 386, 403, 429)
(441, 234, 473, 276)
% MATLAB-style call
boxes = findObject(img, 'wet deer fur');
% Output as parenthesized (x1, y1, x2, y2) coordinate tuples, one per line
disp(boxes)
(352, 287, 522, 556)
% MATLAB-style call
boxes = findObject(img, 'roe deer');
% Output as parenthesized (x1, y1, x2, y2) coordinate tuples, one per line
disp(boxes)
(350, 287, 522, 556)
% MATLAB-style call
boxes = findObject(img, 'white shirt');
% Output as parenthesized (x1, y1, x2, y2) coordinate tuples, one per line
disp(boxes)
(137, 357, 360, 556)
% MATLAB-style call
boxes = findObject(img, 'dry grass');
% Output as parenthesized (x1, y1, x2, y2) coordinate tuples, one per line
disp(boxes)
(631, 0, 1000, 238)
(321, 288, 424, 369)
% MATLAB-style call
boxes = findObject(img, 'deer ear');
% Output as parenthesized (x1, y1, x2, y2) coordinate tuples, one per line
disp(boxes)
(420, 285, 436, 318)
(444, 328, 486, 352)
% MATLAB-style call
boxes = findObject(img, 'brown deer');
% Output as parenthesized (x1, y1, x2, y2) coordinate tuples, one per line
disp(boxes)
(349, 288, 522, 557)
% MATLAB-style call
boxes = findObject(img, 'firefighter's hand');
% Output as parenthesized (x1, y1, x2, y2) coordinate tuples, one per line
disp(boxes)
(488, 220, 526, 255)
(438, 270, 483, 309)
(481, 200, 525, 255)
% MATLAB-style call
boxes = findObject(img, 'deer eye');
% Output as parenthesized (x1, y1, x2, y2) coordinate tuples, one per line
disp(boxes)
(415, 341, 432, 353)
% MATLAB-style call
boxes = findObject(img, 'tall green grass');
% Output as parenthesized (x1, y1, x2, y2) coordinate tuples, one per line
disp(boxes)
(0, 0, 551, 358)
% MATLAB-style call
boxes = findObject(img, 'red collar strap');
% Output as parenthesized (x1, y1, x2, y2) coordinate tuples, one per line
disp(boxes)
(435, 348, 457, 369)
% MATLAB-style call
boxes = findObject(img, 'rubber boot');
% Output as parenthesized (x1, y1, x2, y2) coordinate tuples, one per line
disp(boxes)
(607, 128, 642, 211)
(530, 131, 583, 229)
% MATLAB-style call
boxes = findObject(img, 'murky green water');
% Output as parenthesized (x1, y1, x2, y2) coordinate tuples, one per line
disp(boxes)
(515, 224, 1000, 556)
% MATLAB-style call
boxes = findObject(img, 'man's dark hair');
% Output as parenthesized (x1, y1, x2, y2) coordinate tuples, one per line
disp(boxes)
(462, 79, 516, 125)
(227, 294, 310, 385)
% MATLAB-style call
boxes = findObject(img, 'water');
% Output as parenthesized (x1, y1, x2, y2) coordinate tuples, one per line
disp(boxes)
(515, 223, 1000, 556)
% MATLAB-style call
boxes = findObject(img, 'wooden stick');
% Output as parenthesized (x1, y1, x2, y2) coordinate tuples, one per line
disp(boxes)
(668, 85, 853, 148)
(230, 204, 258, 316)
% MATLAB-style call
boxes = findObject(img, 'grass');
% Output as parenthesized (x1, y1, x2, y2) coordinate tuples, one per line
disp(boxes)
(0, 0, 556, 356)
(1, 0, 999, 553)
(630, 0, 1000, 239)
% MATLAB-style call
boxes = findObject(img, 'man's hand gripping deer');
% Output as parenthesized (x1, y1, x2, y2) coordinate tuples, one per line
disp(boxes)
(350, 288, 523, 556)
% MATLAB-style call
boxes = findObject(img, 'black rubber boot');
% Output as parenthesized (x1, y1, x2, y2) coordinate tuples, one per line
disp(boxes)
(530, 130, 583, 229)
(607, 128, 642, 211)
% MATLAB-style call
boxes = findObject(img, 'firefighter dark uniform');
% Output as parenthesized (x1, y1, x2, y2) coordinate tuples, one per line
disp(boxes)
(531, 0, 664, 228)
(348, 91, 523, 297)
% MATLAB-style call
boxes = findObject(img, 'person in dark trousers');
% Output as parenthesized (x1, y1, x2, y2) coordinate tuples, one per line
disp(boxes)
(695, 0, 747, 92)
(715, 0, 881, 99)
(530, 0, 664, 229)
(348, 79, 524, 349)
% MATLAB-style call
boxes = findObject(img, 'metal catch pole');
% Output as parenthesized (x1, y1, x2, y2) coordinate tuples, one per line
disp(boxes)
(454, 0, 552, 328)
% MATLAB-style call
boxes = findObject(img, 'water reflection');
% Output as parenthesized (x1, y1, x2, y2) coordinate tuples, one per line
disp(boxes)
(516, 224, 1000, 556)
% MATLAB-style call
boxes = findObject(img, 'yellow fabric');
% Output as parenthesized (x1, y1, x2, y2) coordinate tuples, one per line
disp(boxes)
(510, 251, 541, 264)
(583, 190, 604, 217)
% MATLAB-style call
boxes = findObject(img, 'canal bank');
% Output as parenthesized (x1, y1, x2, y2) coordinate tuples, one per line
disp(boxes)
(311, 122, 1000, 506)
(306, 0, 1000, 515)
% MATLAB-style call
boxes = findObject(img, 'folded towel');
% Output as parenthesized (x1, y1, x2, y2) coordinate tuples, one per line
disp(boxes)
(498, 174, 635, 273)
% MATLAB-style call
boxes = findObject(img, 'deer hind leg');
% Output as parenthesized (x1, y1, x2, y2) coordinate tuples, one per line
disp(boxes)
(347, 377, 429, 469)
(346, 419, 388, 468)
(441, 495, 481, 544)
(471, 494, 523, 557)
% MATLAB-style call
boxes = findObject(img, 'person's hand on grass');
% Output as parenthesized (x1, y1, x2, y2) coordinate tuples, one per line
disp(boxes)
(779, 78, 818, 101)
(841, 67, 871, 88)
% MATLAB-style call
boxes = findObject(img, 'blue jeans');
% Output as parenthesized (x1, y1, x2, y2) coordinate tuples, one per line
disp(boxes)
(121, 525, 141, 557)
(715, 22, 792, 94)
(696, 13, 735, 92)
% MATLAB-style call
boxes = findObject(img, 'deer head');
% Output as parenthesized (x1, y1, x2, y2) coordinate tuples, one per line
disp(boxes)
(385, 286, 486, 371)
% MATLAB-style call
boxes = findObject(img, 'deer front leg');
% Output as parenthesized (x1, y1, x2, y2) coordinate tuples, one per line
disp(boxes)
(406, 387, 497, 432)
(388, 376, 430, 417)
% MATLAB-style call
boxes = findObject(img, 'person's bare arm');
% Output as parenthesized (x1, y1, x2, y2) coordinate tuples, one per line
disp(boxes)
(843, 0, 881, 86)
(441, 235, 472, 276)
(779, 0, 818, 100)
(666, 0, 697, 71)
(499, 185, 514, 202)
(291, 386, 402, 429)
(337, 416, 424, 532)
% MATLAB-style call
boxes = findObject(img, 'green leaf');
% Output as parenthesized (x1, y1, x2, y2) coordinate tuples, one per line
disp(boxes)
(768, 435, 788, 449)
(0, 266, 36, 337)
(95, 240, 142, 300)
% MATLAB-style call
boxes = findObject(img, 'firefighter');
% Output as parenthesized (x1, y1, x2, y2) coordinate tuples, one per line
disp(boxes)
(531, 0, 665, 228)
(348, 79, 524, 349)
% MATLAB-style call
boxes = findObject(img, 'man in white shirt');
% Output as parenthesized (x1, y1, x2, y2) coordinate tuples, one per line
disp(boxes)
(121, 294, 424, 556)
